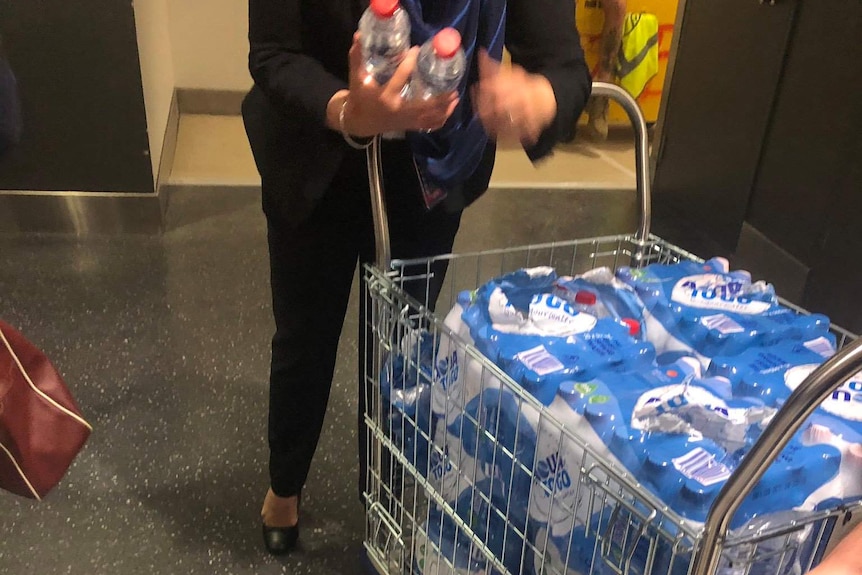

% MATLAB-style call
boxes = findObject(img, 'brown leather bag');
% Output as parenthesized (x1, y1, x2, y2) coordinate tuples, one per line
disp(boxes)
(0, 320, 91, 499)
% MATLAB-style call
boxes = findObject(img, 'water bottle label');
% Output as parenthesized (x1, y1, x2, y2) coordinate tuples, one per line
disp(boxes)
(785, 365, 862, 422)
(528, 294, 597, 336)
(630, 383, 762, 452)
(516, 345, 565, 376)
(701, 313, 744, 334)
(671, 274, 771, 314)
(803, 336, 836, 358)
(671, 447, 732, 486)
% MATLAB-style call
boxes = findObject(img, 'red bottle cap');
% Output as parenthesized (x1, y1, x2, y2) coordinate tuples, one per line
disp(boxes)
(622, 318, 641, 337)
(433, 28, 462, 59)
(370, 0, 399, 18)
(574, 290, 597, 306)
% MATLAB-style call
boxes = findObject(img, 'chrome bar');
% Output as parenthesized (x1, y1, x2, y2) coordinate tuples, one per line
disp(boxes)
(366, 136, 388, 530)
(590, 82, 652, 243)
(366, 82, 655, 270)
(368, 137, 391, 269)
(691, 337, 862, 575)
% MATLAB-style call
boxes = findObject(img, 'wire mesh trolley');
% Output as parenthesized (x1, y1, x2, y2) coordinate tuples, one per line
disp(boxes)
(361, 82, 862, 575)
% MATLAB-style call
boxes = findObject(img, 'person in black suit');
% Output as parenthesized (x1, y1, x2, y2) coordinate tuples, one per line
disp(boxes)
(242, 0, 591, 555)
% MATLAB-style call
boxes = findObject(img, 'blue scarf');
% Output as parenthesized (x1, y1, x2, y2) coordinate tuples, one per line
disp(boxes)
(399, 0, 506, 197)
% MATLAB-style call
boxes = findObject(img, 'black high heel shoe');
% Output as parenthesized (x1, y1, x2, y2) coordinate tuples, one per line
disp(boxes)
(262, 492, 300, 555)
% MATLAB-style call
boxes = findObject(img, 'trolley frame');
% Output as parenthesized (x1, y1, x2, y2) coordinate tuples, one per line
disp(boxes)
(361, 82, 862, 575)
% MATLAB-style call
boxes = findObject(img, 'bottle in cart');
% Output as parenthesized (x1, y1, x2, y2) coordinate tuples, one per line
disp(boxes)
(407, 27, 466, 100)
(358, 0, 411, 85)
(572, 289, 603, 316)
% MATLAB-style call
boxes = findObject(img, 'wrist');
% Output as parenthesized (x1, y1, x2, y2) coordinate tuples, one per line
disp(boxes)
(530, 74, 557, 127)
(332, 92, 373, 150)
(326, 90, 350, 132)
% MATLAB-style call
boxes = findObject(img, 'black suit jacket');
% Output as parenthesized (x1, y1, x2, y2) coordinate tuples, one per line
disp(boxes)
(243, 0, 590, 226)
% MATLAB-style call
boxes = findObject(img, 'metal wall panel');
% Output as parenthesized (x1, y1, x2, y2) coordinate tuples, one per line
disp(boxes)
(652, 0, 798, 251)
(0, 0, 153, 193)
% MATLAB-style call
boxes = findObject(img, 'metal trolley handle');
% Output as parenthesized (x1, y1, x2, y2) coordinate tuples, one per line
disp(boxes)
(367, 81, 652, 270)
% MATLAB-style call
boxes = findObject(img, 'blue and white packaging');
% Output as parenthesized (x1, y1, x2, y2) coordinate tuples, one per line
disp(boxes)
(530, 524, 592, 575)
(637, 432, 840, 527)
(428, 419, 492, 511)
(521, 360, 701, 539)
(442, 363, 650, 541)
(414, 478, 534, 575)
(477, 324, 655, 407)
(448, 377, 624, 541)
(625, 374, 774, 453)
(531, 503, 693, 575)
(542, 356, 841, 527)
(707, 335, 836, 389)
(526, 395, 617, 540)
(430, 301, 508, 426)
(800, 416, 862, 508)
(736, 362, 862, 509)
(745, 363, 862, 433)
(381, 328, 440, 476)
(513, 362, 699, 541)
(460, 270, 655, 407)
(447, 387, 535, 533)
(431, 267, 654, 421)
(553, 266, 646, 324)
(616, 257, 830, 366)
(414, 506, 488, 575)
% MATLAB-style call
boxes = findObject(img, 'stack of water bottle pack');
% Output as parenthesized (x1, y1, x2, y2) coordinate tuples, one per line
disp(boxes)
(379, 256, 862, 575)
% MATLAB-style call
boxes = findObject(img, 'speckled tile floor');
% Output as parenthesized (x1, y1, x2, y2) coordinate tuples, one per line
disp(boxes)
(0, 186, 651, 575)
(0, 191, 369, 575)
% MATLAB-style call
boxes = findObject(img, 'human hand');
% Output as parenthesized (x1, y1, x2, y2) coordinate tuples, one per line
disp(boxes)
(472, 50, 557, 147)
(806, 520, 862, 575)
(338, 34, 459, 137)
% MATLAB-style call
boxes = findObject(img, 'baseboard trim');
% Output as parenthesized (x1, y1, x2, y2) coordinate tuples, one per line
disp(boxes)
(0, 88, 259, 235)
(0, 191, 163, 235)
(156, 90, 181, 217)
(176, 88, 248, 116)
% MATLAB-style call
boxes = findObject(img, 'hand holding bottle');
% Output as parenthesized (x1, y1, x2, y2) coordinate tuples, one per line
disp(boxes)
(328, 35, 459, 139)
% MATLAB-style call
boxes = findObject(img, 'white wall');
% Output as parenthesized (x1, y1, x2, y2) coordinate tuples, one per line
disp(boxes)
(134, 0, 251, 181)
(134, 0, 176, 180)
(167, 0, 252, 91)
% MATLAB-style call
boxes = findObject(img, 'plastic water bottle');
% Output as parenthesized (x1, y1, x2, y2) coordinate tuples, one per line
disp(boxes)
(569, 289, 609, 321)
(358, 0, 411, 85)
(408, 27, 466, 100)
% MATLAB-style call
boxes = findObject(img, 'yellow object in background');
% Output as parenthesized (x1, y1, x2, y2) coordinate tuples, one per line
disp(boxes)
(617, 13, 659, 99)
(576, 0, 679, 124)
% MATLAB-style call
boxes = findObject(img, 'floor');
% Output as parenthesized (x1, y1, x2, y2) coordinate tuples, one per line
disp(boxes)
(168, 114, 640, 191)
(0, 116, 666, 575)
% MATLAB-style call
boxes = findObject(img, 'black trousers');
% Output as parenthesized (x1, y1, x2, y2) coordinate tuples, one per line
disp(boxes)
(266, 140, 462, 498)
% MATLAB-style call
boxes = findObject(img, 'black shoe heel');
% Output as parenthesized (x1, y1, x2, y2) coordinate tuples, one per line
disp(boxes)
(262, 491, 301, 555)
(262, 522, 299, 555)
